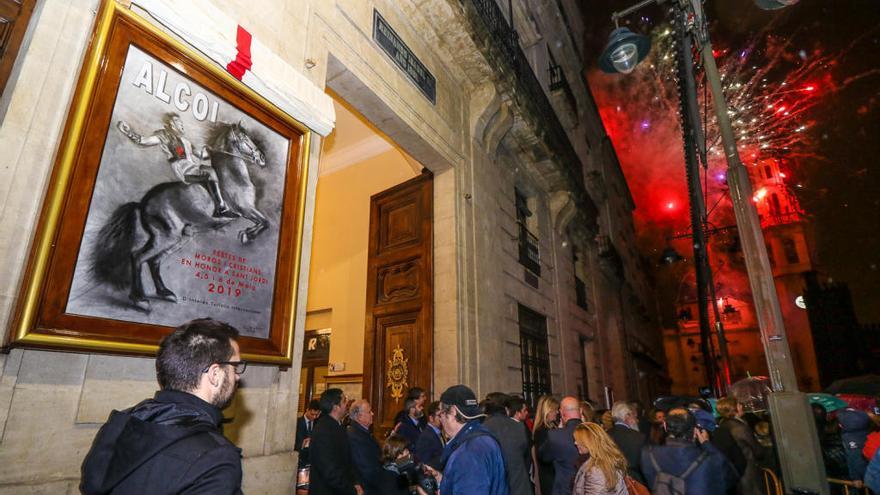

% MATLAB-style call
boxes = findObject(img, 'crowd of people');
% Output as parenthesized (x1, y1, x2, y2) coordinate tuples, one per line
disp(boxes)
(297, 386, 880, 495)
(76, 318, 880, 494)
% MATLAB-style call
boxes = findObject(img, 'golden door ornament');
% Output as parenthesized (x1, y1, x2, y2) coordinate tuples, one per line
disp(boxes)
(386, 344, 409, 403)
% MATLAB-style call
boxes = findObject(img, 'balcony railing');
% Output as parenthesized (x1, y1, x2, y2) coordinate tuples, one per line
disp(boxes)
(461, 0, 597, 220)
(760, 211, 803, 228)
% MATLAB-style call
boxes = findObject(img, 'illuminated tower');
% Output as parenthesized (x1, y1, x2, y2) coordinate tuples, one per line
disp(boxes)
(748, 155, 821, 391)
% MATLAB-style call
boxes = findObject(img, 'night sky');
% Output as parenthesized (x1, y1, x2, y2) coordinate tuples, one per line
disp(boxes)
(581, 0, 880, 322)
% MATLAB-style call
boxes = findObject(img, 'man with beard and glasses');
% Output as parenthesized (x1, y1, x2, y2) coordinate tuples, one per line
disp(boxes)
(81, 318, 246, 494)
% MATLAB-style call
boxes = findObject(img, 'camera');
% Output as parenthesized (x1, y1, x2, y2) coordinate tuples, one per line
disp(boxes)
(396, 460, 439, 494)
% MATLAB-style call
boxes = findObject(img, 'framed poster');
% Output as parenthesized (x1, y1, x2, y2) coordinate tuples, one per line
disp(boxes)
(5, 1, 311, 365)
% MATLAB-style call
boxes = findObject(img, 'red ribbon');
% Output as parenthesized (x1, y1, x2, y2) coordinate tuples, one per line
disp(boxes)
(226, 25, 253, 80)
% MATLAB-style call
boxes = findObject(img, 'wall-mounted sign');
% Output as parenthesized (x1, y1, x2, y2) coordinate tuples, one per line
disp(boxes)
(372, 9, 436, 104)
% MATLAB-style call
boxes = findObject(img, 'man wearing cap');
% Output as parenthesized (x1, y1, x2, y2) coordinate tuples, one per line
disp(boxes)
(424, 385, 509, 495)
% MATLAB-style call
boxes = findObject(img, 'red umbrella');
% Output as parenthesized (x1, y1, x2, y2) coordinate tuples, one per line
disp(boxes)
(837, 394, 877, 413)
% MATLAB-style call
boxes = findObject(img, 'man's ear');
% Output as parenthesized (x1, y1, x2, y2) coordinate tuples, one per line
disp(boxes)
(205, 363, 225, 388)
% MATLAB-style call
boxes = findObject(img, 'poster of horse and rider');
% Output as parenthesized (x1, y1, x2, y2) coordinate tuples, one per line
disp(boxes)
(7, 5, 308, 363)
(65, 44, 289, 338)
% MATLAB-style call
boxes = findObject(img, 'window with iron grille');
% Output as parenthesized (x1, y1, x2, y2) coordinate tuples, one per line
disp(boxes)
(518, 304, 551, 407)
(516, 188, 540, 275)
(572, 244, 588, 311)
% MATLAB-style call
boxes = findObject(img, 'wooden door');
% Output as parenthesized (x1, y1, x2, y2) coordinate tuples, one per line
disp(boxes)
(0, 0, 37, 96)
(363, 170, 433, 435)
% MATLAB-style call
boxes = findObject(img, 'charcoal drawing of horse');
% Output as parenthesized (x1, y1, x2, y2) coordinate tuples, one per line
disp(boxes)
(90, 121, 269, 311)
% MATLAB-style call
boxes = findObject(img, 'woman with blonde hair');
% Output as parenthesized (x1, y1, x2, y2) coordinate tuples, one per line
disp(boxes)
(572, 422, 629, 495)
(533, 395, 560, 495)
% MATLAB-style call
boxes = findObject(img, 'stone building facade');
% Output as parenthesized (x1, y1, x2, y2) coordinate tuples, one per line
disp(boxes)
(0, 0, 663, 492)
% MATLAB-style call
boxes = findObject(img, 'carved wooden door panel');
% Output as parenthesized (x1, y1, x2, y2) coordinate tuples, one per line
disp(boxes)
(363, 170, 433, 436)
(0, 0, 37, 96)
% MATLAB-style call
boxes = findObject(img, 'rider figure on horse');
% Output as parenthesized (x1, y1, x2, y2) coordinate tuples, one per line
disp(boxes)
(117, 113, 238, 218)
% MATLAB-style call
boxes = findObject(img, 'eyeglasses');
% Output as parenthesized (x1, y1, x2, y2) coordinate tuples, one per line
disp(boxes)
(202, 361, 248, 374)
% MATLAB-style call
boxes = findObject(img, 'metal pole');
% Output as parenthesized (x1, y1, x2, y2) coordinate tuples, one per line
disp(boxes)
(672, 8, 718, 394)
(693, 3, 828, 492)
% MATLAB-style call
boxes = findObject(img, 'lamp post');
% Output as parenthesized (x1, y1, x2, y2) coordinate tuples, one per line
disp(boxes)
(599, 1, 827, 493)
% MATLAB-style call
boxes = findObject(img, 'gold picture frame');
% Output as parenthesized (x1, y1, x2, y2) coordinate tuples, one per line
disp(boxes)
(6, 1, 311, 365)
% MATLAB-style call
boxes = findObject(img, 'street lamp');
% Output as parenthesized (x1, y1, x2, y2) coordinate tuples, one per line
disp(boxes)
(598, 0, 826, 493)
(599, 27, 651, 75)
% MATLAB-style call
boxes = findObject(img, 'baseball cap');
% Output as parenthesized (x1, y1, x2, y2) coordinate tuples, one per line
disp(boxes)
(440, 385, 482, 418)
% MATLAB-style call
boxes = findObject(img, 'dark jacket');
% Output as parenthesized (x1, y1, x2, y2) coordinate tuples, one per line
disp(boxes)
(839, 408, 871, 482)
(295, 416, 315, 452)
(534, 426, 555, 495)
(866, 448, 880, 494)
(347, 421, 383, 495)
(397, 416, 423, 451)
(483, 413, 534, 495)
(295, 415, 315, 467)
(718, 417, 762, 495)
(711, 425, 748, 477)
(80, 390, 242, 495)
(415, 424, 444, 468)
(310, 414, 357, 495)
(377, 463, 411, 495)
(641, 439, 738, 495)
(608, 423, 646, 483)
(438, 420, 509, 495)
(539, 418, 581, 495)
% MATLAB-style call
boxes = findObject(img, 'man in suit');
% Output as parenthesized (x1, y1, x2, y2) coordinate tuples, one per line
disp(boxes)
(507, 395, 533, 450)
(483, 393, 534, 495)
(608, 400, 647, 483)
(539, 396, 582, 495)
(309, 388, 362, 495)
(415, 401, 444, 468)
(347, 400, 382, 495)
(295, 399, 320, 468)
(396, 396, 425, 452)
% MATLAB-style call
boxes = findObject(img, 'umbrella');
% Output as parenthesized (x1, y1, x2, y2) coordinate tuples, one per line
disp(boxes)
(653, 396, 712, 412)
(730, 376, 772, 413)
(825, 374, 880, 397)
(836, 394, 878, 413)
(809, 393, 848, 412)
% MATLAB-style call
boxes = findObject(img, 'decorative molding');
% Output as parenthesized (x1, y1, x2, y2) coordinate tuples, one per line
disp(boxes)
(377, 260, 420, 304)
(386, 345, 409, 403)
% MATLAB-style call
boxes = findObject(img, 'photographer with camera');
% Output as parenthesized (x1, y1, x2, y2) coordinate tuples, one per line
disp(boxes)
(641, 408, 737, 495)
(379, 434, 437, 495)
(423, 385, 509, 495)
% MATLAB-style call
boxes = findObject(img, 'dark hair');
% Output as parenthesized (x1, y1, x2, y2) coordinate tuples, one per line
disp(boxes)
(507, 396, 527, 417)
(484, 392, 510, 415)
(382, 434, 410, 463)
(666, 409, 696, 439)
(426, 401, 441, 419)
(319, 388, 344, 414)
(407, 387, 426, 400)
(156, 318, 239, 392)
(307, 399, 321, 411)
